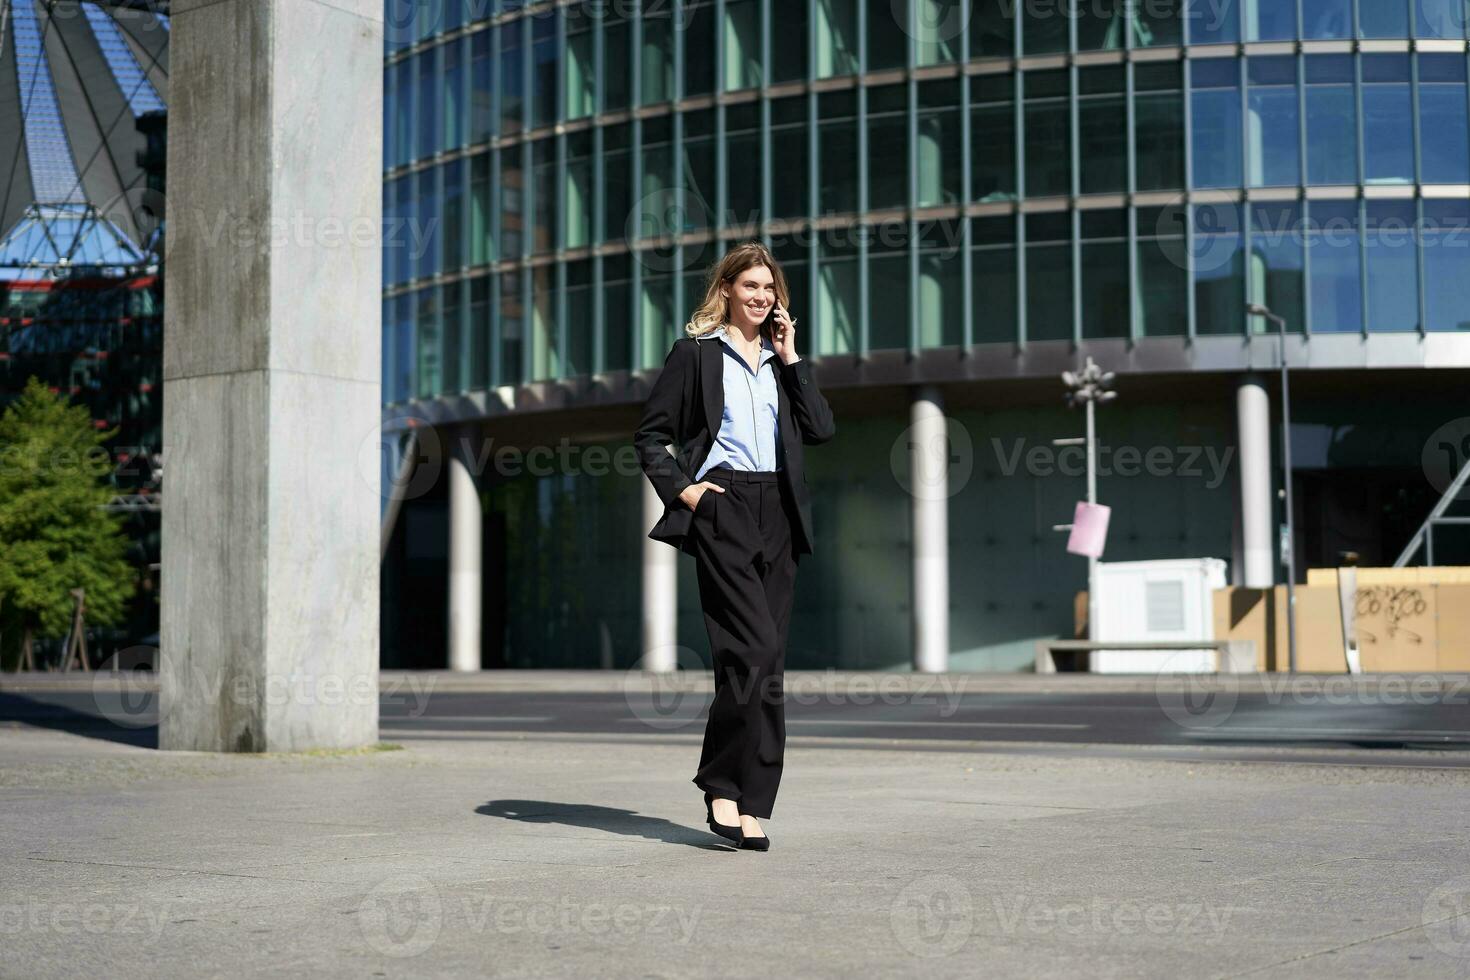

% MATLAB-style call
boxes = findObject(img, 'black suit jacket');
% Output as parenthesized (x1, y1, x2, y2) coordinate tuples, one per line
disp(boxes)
(634, 332, 836, 558)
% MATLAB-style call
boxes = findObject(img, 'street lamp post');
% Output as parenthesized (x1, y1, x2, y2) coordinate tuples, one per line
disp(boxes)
(1246, 303, 1298, 674)
(1058, 358, 1117, 641)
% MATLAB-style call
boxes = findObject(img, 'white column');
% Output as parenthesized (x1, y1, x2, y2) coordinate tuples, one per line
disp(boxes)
(641, 477, 678, 672)
(160, 0, 382, 752)
(911, 385, 950, 673)
(448, 431, 483, 672)
(1236, 375, 1275, 588)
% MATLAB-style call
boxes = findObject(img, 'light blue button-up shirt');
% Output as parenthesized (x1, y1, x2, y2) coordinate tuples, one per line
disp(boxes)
(694, 326, 784, 480)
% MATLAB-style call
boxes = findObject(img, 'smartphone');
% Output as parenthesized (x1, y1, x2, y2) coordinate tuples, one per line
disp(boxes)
(761, 302, 782, 344)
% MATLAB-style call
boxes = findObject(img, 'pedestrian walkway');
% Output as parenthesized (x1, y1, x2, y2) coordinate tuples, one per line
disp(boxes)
(2, 717, 1468, 977)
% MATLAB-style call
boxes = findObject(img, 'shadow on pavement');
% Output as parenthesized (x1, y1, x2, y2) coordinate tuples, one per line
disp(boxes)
(0, 691, 157, 748)
(476, 799, 734, 851)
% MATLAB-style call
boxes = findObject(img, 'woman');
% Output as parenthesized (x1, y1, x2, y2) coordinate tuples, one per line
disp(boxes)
(634, 241, 836, 851)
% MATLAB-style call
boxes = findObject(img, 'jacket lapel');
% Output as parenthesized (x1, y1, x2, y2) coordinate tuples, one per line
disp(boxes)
(699, 335, 722, 440)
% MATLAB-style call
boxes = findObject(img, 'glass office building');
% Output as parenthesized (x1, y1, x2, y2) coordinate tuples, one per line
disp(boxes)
(381, 0, 1470, 670)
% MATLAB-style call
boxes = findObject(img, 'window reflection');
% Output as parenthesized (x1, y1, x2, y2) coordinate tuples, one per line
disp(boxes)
(1362, 56, 1414, 184)
(1305, 201, 1362, 333)
(1424, 201, 1470, 331)
(1305, 56, 1357, 185)
(1191, 59, 1242, 189)
(1247, 57, 1299, 187)
(1418, 55, 1470, 184)
(1364, 201, 1419, 332)
(972, 215, 1017, 344)
(1193, 203, 1244, 335)
(1026, 211, 1072, 342)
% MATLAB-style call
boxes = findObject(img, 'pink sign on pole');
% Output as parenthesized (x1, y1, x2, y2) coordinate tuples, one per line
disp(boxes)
(1066, 501, 1111, 558)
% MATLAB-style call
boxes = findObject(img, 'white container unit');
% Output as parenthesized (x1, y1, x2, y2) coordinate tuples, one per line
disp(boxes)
(1091, 558, 1228, 673)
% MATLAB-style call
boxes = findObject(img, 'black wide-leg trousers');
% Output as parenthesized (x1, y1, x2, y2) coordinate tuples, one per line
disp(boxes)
(687, 467, 798, 820)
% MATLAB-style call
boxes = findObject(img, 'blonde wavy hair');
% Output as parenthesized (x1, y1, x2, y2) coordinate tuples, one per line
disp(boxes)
(683, 240, 792, 339)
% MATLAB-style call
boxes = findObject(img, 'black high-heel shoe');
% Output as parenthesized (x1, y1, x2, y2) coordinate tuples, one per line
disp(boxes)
(737, 817, 770, 851)
(704, 793, 742, 845)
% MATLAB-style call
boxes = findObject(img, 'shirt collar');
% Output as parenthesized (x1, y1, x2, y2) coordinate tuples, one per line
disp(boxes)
(712, 324, 776, 364)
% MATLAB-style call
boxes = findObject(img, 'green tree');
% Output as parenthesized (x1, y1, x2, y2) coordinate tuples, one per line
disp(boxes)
(0, 377, 135, 669)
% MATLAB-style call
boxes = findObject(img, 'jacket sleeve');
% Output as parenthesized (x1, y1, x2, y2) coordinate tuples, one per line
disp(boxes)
(776, 357, 836, 446)
(634, 340, 696, 508)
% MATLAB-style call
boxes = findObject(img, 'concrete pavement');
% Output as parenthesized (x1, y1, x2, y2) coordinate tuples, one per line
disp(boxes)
(3, 694, 1470, 978)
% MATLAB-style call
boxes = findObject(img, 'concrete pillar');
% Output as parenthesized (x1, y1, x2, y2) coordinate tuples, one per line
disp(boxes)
(448, 430, 483, 672)
(160, 0, 382, 751)
(1236, 375, 1275, 588)
(910, 385, 950, 673)
(641, 477, 678, 671)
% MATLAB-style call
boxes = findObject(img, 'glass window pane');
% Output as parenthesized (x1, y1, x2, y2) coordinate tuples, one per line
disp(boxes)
(470, 30, 494, 142)
(972, 216, 1017, 343)
(1187, 0, 1239, 43)
(641, 7, 673, 103)
(1079, 69, 1126, 194)
(1081, 214, 1129, 339)
(564, 9, 595, 119)
(603, 253, 632, 372)
(470, 154, 492, 265)
(1417, 0, 1469, 37)
(1303, 0, 1352, 37)
(867, 0, 906, 69)
(1138, 0, 1184, 46)
(1419, 64, 1470, 183)
(971, 75, 1017, 201)
(1137, 95, 1186, 190)
(869, 84, 908, 211)
(1024, 71, 1070, 197)
(1023, 2, 1068, 54)
(564, 135, 592, 248)
(1137, 205, 1189, 336)
(1077, 0, 1128, 50)
(532, 138, 556, 252)
(818, 232, 860, 354)
(417, 286, 441, 398)
(417, 50, 438, 160)
(723, 0, 761, 90)
(469, 278, 488, 390)
(868, 223, 910, 350)
(443, 159, 465, 270)
(500, 270, 524, 384)
(726, 105, 761, 226)
(918, 81, 961, 206)
(771, 0, 809, 82)
(1247, 61, 1300, 186)
(918, 222, 963, 347)
(971, 0, 1014, 57)
(1246, 0, 1295, 39)
(1364, 201, 1419, 332)
(443, 282, 462, 393)
(1362, 79, 1415, 184)
(1305, 73, 1358, 185)
(1248, 202, 1304, 333)
(500, 147, 523, 258)
(501, 20, 523, 133)
(601, 124, 631, 244)
(1025, 213, 1072, 342)
(637, 258, 674, 370)
(530, 11, 557, 127)
(681, 109, 716, 231)
(1305, 201, 1362, 333)
(819, 93, 858, 214)
(565, 259, 592, 378)
(815, 0, 859, 77)
(604, 9, 630, 111)
(916, 0, 963, 65)
(1190, 62, 1242, 188)
(771, 98, 810, 219)
(1193, 203, 1244, 335)
(1424, 201, 1470, 331)
(444, 40, 464, 150)
(1361, 0, 1410, 37)
(684, 0, 716, 96)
